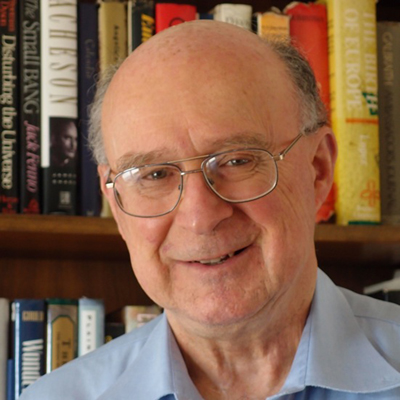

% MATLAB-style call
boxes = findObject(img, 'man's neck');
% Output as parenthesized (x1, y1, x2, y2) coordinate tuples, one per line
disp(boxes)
(166, 283, 314, 400)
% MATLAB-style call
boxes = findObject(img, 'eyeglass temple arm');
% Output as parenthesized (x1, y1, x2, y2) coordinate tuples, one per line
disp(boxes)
(274, 132, 304, 162)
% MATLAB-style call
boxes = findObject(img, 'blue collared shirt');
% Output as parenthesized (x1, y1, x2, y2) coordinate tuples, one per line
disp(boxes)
(21, 269, 400, 399)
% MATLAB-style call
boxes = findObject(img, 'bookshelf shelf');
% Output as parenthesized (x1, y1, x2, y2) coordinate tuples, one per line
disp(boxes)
(1, 214, 400, 263)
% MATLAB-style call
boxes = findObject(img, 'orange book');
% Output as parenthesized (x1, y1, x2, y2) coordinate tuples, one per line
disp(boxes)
(284, 2, 333, 222)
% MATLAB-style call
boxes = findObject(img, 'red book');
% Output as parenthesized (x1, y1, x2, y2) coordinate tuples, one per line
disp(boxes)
(155, 3, 197, 33)
(284, 2, 333, 222)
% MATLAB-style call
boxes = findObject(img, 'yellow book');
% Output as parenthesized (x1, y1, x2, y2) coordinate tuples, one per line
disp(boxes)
(320, 0, 380, 225)
(256, 7, 290, 42)
(98, 0, 128, 218)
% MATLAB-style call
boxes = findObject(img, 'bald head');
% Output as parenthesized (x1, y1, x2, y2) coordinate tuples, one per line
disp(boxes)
(90, 21, 326, 165)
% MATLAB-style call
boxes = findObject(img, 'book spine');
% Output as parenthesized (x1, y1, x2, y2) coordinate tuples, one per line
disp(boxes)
(155, 3, 197, 33)
(0, 299, 9, 400)
(128, 0, 154, 53)
(45, 299, 78, 373)
(323, 0, 380, 225)
(40, 0, 78, 215)
(19, 0, 41, 214)
(0, 0, 19, 214)
(98, 0, 127, 218)
(78, 2, 101, 217)
(377, 22, 400, 225)
(211, 4, 252, 31)
(256, 10, 290, 41)
(11, 300, 45, 399)
(284, 2, 333, 223)
(78, 298, 104, 357)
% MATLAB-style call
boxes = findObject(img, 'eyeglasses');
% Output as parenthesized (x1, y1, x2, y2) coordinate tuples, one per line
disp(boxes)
(106, 132, 303, 218)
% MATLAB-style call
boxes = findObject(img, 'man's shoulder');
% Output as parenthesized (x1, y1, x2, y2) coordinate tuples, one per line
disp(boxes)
(20, 314, 164, 399)
(340, 286, 400, 326)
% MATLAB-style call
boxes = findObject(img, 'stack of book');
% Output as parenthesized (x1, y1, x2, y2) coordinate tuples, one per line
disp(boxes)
(0, 0, 399, 227)
(0, 297, 161, 398)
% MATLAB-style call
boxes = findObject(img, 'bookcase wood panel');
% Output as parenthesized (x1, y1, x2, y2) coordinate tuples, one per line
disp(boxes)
(1, 215, 400, 302)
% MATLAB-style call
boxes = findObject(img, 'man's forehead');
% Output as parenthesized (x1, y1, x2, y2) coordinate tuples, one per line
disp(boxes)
(115, 132, 273, 172)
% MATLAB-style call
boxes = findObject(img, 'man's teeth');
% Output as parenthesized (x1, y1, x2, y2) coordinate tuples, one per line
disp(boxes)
(198, 252, 235, 266)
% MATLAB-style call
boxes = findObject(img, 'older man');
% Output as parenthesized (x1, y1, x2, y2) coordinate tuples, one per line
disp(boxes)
(21, 21, 400, 400)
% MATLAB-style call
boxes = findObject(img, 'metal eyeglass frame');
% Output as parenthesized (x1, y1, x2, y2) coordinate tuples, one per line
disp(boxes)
(105, 132, 304, 218)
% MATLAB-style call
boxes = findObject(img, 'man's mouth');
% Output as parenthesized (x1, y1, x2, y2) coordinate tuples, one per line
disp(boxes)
(191, 247, 247, 266)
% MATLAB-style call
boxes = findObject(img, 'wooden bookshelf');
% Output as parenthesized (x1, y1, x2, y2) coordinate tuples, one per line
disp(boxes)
(1, 214, 400, 303)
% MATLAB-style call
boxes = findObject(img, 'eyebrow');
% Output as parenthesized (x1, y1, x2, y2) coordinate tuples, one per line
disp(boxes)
(115, 132, 272, 172)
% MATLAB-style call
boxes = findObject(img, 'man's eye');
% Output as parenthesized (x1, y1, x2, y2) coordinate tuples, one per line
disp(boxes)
(225, 158, 250, 166)
(143, 169, 168, 180)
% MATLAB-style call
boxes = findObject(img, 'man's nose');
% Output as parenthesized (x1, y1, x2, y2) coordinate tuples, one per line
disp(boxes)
(173, 171, 233, 235)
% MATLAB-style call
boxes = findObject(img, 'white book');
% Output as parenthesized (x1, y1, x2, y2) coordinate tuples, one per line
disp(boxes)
(0, 299, 9, 400)
(78, 298, 105, 357)
(364, 276, 400, 295)
(210, 3, 252, 30)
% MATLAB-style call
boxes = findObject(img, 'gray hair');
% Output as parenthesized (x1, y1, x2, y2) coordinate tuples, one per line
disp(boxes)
(88, 40, 327, 166)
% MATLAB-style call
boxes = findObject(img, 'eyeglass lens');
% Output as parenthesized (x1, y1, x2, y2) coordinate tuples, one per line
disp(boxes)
(114, 149, 277, 217)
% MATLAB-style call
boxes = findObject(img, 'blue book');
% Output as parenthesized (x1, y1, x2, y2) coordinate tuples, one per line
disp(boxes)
(6, 360, 14, 400)
(11, 300, 45, 399)
(78, 2, 101, 216)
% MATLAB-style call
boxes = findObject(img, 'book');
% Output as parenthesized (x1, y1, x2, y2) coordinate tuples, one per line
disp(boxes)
(0, 0, 19, 214)
(78, 298, 105, 357)
(128, 0, 154, 53)
(104, 322, 125, 343)
(377, 22, 400, 225)
(41, 0, 79, 215)
(11, 299, 45, 399)
(107, 305, 161, 333)
(45, 299, 78, 373)
(155, 3, 197, 33)
(18, 0, 41, 215)
(256, 7, 290, 42)
(320, 0, 380, 225)
(284, 2, 333, 223)
(78, 1, 101, 217)
(98, 0, 128, 218)
(0, 299, 9, 400)
(210, 3, 252, 30)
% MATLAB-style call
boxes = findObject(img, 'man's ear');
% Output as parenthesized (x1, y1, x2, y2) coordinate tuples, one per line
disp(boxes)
(97, 164, 127, 241)
(312, 127, 338, 212)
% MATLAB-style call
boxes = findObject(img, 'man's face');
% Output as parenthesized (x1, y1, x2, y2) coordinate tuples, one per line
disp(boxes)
(61, 123, 78, 159)
(101, 25, 327, 331)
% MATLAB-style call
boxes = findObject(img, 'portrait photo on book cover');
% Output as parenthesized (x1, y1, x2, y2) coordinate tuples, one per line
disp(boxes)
(50, 117, 78, 168)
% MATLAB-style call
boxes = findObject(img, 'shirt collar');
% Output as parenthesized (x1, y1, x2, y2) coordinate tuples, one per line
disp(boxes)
(273, 269, 400, 397)
(97, 314, 202, 400)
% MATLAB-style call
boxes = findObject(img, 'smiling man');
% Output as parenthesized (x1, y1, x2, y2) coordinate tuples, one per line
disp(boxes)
(21, 20, 400, 400)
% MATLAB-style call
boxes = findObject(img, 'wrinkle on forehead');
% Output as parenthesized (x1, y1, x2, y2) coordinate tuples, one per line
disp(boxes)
(115, 132, 273, 172)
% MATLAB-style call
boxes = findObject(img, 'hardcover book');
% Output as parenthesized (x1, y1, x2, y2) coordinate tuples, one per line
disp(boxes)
(11, 299, 45, 399)
(0, 0, 19, 214)
(98, 0, 128, 217)
(78, 1, 101, 217)
(210, 3, 252, 30)
(0, 299, 9, 400)
(377, 22, 400, 225)
(46, 299, 78, 373)
(78, 298, 105, 357)
(19, 0, 41, 214)
(128, 0, 154, 52)
(41, 0, 78, 215)
(284, 1, 333, 223)
(320, 0, 380, 225)
(107, 304, 161, 333)
(155, 3, 196, 33)
(256, 7, 290, 41)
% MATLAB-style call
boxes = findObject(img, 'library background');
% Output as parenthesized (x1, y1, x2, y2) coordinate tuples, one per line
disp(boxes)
(1, 0, 400, 397)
